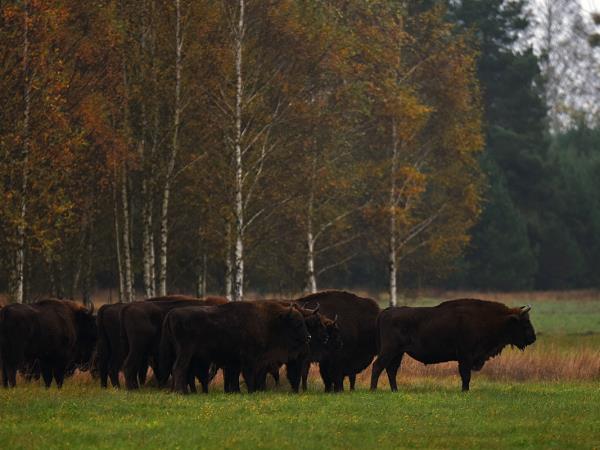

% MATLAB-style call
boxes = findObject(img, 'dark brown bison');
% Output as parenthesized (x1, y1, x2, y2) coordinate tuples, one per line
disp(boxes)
(370, 299, 537, 391)
(96, 302, 145, 388)
(251, 302, 336, 392)
(96, 295, 224, 389)
(282, 304, 342, 392)
(295, 290, 380, 392)
(161, 301, 311, 394)
(119, 295, 227, 389)
(0, 299, 97, 388)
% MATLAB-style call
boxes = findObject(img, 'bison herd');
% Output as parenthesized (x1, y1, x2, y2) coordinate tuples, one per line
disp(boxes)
(0, 290, 536, 393)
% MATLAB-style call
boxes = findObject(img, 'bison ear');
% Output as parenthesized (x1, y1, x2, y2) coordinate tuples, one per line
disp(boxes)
(520, 305, 531, 315)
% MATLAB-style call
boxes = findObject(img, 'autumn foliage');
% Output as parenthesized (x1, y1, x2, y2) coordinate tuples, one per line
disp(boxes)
(0, 1, 483, 302)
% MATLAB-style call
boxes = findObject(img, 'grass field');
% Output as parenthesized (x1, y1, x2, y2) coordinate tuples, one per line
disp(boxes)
(1, 293, 599, 449)
(1, 381, 599, 449)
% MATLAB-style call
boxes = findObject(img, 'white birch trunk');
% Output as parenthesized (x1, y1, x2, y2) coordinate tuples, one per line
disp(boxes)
(305, 157, 317, 293)
(142, 180, 156, 298)
(139, 0, 157, 299)
(113, 170, 125, 303)
(225, 222, 233, 301)
(232, 0, 245, 302)
(196, 252, 207, 298)
(157, 0, 183, 297)
(121, 165, 134, 302)
(13, 1, 31, 304)
(388, 120, 398, 307)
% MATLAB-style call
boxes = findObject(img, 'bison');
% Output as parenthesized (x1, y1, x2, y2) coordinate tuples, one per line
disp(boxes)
(161, 301, 311, 394)
(119, 295, 227, 389)
(370, 299, 537, 391)
(251, 302, 337, 392)
(0, 299, 96, 388)
(282, 304, 342, 392)
(96, 302, 144, 388)
(295, 290, 380, 392)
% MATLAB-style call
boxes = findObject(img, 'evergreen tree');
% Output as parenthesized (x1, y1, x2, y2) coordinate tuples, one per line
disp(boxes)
(449, 0, 550, 289)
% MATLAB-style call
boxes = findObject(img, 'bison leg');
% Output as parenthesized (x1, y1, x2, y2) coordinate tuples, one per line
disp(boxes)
(386, 353, 404, 392)
(98, 358, 109, 388)
(53, 365, 66, 389)
(3, 363, 17, 388)
(370, 354, 390, 391)
(254, 369, 267, 392)
(301, 361, 310, 391)
(172, 349, 193, 395)
(187, 363, 197, 394)
(123, 355, 140, 390)
(109, 365, 120, 388)
(41, 364, 53, 388)
(138, 358, 149, 386)
(348, 374, 356, 391)
(271, 367, 280, 386)
(319, 361, 333, 392)
(8, 367, 18, 388)
(241, 365, 256, 393)
(333, 371, 344, 393)
(223, 366, 241, 393)
(286, 360, 301, 393)
(458, 361, 472, 392)
(195, 363, 210, 394)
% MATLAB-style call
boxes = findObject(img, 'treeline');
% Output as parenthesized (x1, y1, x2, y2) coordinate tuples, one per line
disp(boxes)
(0, 0, 482, 305)
(0, 0, 598, 305)
(449, 0, 600, 290)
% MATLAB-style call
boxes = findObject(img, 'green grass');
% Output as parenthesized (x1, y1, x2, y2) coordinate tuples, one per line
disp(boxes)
(1, 382, 599, 449)
(2, 295, 599, 448)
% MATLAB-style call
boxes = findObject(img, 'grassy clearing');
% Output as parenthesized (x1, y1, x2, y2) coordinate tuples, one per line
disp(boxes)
(1, 381, 599, 449)
(1, 294, 598, 448)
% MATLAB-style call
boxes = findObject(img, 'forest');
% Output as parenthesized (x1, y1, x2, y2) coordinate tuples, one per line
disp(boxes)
(1, 0, 599, 306)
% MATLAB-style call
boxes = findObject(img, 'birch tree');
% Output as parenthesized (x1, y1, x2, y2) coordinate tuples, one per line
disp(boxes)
(357, 5, 483, 306)
(156, 0, 185, 296)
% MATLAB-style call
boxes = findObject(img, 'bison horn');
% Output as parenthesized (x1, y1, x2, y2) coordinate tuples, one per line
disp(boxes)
(333, 314, 339, 324)
(520, 305, 531, 314)
(311, 304, 320, 315)
(88, 302, 95, 314)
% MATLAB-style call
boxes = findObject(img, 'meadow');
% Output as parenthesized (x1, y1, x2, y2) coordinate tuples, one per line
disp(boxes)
(1, 293, 599, 449)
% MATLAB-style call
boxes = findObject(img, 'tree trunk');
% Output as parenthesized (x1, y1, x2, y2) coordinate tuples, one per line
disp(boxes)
(388, 120, 398, 307)
(142, 179, 156, 298)
(121, 165, 134, 302)
(225, 222, 233, 301)
(196, 252, 207, 298)
(232, 0, 245, 302)
(81, 220, 94, 307)
(113, 169, 125, 303)
(157, 0, 183, 297)
(305, 166, 317, 293)
(12, 1, 31, 304)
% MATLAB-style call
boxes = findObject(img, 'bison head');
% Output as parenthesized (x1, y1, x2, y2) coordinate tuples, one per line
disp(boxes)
(325, 315, 343, 351)
(301, 307, 329, 352)
(508, 305, 536, 350)
(281, 306, 311, 352)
